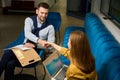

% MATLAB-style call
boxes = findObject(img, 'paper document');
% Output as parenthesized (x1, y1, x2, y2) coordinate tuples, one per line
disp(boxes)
(12, 44, 31, 50)
(4, 44, 31, 51)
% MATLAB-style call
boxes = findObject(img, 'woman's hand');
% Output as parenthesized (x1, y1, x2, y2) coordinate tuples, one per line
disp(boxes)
(44, 41, 61, 51)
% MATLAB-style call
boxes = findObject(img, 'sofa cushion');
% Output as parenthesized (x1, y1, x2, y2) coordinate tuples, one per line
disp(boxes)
(103, 58, 120, 80)
(62, 26, 84, 48)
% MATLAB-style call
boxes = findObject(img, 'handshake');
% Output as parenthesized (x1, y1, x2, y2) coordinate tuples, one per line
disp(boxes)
(36, 39, 52, 48)
(24, 38, 60, 52)
(24, 39, 52, 49)
(43, 41, 52, 48)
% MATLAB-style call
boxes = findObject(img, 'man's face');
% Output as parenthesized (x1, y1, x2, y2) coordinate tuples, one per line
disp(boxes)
(36, 7, 48, 22)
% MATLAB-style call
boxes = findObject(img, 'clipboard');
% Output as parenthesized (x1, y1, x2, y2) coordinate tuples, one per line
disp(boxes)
(12, 48, 41, 67)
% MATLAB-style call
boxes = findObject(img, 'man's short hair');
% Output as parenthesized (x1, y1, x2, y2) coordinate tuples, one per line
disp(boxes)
(37, 2, 50, 9)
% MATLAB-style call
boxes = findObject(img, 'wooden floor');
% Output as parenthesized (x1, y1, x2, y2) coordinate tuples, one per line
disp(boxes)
(0, 0, 84, 80)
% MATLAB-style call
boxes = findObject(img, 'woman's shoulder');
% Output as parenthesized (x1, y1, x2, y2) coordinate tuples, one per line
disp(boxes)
(68, 64, 81, 73)
(68, 64, 97, 79)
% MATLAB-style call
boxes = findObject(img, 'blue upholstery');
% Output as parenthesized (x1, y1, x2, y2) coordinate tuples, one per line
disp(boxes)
(93, 34, 116, 57)
(47, 12, 62, 43)
(62, 13, 120, 80)
(96, 46, 120, 73)
(5, 30, 24, 48)
(114, 72, 120, 80)
(62, 26, 84, 48)
(103, 58, 120, 80)
(47, 12, 61, 32)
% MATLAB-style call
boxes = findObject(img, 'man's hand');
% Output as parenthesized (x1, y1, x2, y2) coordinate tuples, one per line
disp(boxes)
(37, 39, 50, 48)
(44, 42, 52, 48)
(23, 43, 35, 48)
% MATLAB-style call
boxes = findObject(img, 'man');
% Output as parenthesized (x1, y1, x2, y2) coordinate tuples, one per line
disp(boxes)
(24, 2, 55, 49)
(0, 2, 55, 80)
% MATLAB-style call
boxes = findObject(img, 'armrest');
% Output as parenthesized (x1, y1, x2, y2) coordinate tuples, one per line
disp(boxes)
(5, 30, 25, 48)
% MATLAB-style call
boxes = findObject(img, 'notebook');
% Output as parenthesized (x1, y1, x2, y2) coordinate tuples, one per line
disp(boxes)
(11, 45, 41, 67)
(43, 51, 68, 80)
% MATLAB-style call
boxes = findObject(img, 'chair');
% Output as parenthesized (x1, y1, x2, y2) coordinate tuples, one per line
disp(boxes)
(47, 12, 62, 44)
(4, 12, 61, 79)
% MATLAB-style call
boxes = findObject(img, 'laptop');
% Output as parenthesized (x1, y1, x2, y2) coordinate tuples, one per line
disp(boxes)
(10, 45, 41, 67)
(43, 51, 68, 80)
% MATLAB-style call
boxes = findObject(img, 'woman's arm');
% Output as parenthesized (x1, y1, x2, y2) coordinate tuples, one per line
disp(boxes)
(48, 42, 62, 52)
(45, 42, 70, 58)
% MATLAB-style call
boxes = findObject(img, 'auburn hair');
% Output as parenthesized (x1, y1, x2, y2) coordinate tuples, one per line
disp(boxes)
(70, 31, 95, 73)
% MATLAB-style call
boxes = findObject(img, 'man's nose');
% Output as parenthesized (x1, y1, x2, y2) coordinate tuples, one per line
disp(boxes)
(43, 13, 46, 17)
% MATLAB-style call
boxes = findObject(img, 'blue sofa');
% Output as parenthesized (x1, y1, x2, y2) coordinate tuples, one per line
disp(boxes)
(61, 13, 120, 80)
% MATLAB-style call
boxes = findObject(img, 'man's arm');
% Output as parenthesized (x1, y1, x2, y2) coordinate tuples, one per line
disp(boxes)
(47, 25, 55, 43)
(35, 24, 55, 48)
(24, 17, 39, 43)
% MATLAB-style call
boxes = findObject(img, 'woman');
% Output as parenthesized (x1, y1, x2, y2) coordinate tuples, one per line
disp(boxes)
(45, 30, 97, 80)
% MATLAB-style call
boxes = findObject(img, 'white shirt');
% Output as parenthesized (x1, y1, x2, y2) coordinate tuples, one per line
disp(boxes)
(24, 16, 55, 48)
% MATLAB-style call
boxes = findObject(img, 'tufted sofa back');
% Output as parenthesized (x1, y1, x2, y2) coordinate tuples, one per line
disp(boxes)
(62, 13, 120, 80)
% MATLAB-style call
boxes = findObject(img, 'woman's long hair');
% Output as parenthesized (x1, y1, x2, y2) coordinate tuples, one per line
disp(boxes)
(70, 31, 95, 73)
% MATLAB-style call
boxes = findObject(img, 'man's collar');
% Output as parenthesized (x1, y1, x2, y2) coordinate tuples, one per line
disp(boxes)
(37, 17, 45, 24)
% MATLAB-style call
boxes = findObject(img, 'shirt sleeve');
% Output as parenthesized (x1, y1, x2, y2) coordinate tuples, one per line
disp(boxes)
(24, 17, 39, 43)
(47, 24, 55, 43)
(59, 47, 70, 59)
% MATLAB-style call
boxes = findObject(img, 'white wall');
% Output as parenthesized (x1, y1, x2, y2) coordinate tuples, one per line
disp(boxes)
(91, 0, 120, 43)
